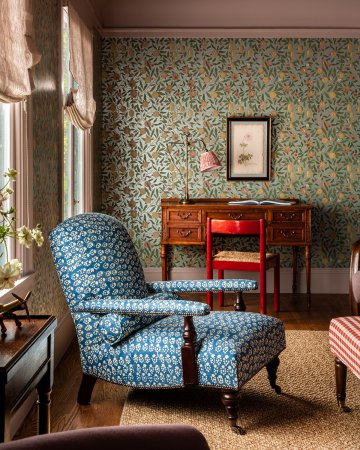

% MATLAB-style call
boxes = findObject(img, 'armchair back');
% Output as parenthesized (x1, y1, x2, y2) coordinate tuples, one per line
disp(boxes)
(49, 213, 148, 308)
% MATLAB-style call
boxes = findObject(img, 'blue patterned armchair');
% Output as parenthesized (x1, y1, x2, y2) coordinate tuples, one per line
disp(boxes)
(49, 213, 286, 433)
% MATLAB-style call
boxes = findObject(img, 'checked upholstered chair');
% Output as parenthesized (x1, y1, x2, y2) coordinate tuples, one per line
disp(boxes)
(49, 213, 286, 434)
(329, 239, 360, 412)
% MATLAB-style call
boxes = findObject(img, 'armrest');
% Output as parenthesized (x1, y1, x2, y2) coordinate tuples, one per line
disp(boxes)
(146, 278, 257, 294)
(72, 298, 210, 316)
(350, 240, 360, 315)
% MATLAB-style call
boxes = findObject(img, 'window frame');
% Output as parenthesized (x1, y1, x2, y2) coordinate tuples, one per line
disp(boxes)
(61, 5, 93, 221)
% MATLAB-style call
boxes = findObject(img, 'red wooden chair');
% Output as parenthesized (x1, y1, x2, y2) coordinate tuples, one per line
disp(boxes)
(206, 218, 280, 314)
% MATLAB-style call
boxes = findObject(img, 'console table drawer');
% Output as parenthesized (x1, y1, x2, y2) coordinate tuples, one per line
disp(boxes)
(166, 209, 202, 223)
(272, 210, 304, 223)
(270, 227, 305, 243)
(167, 225, 202, 243)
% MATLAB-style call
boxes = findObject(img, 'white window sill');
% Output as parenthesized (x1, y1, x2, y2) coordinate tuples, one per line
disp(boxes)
(0, 273, 35, 304)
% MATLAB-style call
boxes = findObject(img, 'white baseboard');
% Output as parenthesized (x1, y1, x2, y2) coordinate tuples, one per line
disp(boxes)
(10, 312, 75, 439)
(144, 267, 349, 294)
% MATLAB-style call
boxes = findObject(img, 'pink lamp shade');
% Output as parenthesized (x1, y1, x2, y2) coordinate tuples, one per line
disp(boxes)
(200, 151, 221, 172)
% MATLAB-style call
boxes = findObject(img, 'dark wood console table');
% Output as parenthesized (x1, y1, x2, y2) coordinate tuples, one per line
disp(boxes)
(0, 315, 57, 442)
(161, 198, 312, 299)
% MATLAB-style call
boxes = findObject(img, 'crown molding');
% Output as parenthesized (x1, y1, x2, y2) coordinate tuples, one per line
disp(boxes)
(100, 27, 360, 38)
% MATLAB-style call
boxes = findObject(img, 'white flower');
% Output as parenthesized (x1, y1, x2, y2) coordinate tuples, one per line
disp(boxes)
(0, 259, 22, 289)
(31, 227, 44, 247)
(17, 225, 33, 248)
(4, 168, 18, 181)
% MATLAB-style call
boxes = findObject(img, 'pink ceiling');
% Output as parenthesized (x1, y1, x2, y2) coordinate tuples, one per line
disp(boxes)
(88, 0, 360, 30)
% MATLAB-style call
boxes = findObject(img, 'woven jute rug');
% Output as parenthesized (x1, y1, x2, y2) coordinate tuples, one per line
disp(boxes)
(120, 330, 360, 450)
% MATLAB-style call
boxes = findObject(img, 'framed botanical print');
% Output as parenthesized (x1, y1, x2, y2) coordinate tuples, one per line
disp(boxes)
(227, 117, 271, 181)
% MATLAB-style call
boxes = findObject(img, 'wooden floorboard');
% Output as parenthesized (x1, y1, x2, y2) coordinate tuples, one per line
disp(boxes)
(14, 293, 349, 440)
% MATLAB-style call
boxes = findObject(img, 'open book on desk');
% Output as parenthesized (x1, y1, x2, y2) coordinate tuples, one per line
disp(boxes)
(228, 199, 296, 206)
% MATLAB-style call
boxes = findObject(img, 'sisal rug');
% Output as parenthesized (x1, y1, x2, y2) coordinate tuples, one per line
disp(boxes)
(120, 331, 360, 450)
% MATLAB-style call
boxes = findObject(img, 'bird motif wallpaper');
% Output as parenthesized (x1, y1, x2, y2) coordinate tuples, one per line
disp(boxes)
(102, 38, 360, 269)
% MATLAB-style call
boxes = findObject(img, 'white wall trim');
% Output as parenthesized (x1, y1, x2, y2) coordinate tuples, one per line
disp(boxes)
(101, 27, 360, 38)
(144, 267, 350, 294)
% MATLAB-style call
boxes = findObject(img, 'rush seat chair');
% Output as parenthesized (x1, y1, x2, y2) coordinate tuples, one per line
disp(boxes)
(49, 213, 286, 434)
(206, 218, 280, 315)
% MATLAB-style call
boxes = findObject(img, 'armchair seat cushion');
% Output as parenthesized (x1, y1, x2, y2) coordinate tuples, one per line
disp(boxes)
(79, 311, 285, 389)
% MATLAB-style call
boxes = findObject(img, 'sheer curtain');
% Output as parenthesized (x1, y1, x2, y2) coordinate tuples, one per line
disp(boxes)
(64, 2, 96, 130)
(0, 0, 41, 103)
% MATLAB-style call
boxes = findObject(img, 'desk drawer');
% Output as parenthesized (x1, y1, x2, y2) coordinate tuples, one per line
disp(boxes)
(208, 210, 265, 221)
(272, 210, 304, 223)
(167, 225, 202, 243)
(270, 227, 305, 243)
(166, 209, 202, 223)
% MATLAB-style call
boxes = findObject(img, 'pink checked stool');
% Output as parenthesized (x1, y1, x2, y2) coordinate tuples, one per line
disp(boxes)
(329, 316, 360, 412)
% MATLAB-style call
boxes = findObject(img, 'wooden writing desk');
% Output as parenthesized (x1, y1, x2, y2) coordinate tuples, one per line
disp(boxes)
(0, 315, 57, 442)
(161, 199, 312, 299)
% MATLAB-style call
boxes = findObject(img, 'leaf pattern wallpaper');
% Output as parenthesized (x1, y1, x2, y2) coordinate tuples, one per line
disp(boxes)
(102, 38, 360, 270)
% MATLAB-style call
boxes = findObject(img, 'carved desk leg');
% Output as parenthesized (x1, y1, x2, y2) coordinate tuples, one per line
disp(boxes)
(305, 245, 312, 310)
(221, 390, 245, 435)
(161, 244, 169, 281)
(292, 246, 298, 293)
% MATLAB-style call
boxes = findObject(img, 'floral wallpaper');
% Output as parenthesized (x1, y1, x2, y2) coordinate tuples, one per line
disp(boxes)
(102, 38, 360, 269)
(31, 0, 65, 317)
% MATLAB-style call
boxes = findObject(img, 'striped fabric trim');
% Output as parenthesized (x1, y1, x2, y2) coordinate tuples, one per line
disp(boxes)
(329, 316, 360, 379)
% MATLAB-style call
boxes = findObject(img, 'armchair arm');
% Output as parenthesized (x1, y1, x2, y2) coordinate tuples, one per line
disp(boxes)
(350, 239, 360, 315)
(72, 297, 210, 316)
(146, 278, 257, 294)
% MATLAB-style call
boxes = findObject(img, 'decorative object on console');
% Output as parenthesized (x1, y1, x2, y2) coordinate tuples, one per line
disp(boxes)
(227, 117, 271, 181)
(166, 131, 221, 204)
(0, 291, 31, 335)
(49, 213, 286, 434)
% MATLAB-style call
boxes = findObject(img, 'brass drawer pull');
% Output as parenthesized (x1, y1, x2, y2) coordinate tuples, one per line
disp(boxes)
(177, 229, 192, 237)
(178, 212, 191, 220)
(279, 212, 296, 220)
(228, 213, 243, 220)
(279, 230, 296, 238)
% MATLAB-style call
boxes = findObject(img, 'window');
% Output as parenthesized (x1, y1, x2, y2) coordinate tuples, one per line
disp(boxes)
(62, 6, 92, 219)
(0, 100, 34, 300)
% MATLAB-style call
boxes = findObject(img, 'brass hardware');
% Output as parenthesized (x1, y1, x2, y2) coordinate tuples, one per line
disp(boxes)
(177, 229, 192, 237)
(279, 230, 296, 238)
(228, 213, 243, 220)
(178, 212, 192, 220)
(279, 212, 296, 220)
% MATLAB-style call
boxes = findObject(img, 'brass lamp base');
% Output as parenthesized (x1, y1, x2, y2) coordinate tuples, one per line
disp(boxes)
(179, 198, 194, 205)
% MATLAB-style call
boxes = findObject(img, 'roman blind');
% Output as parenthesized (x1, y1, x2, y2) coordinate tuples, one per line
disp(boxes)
(64, 2, 96, 130)
(0, 0, 41, 103)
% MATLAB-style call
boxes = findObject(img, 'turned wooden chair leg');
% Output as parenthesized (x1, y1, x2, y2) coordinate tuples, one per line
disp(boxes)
(234, 292, 246, 312)
(266, 356, 282, 394)
(77, 373, 98, 405)
(335, 357, 351, 412)
(220, 389, 245, 435)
